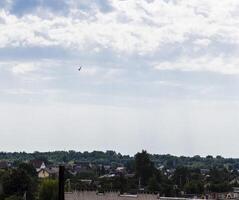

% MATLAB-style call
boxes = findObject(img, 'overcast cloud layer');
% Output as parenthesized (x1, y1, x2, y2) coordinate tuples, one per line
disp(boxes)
(1, 0, 239, 157)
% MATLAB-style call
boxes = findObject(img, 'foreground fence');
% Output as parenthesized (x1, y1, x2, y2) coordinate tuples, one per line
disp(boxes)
(65, 191, 203, 200)
(65, 192, 157, 200)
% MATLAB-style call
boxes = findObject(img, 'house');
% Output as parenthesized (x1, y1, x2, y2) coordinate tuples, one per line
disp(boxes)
(125, 173, 135, 178)
(157, 165, 165, 171)
(38, 167, 59, 178)
(99, 174, 116, 179)
(231, 187, 239, 198)
(30, 159, 58, 178)
(38, 168, 50, 178)
(30, 159, 46, 171)
(230, 178, 239, 185)
(103, 165, 111, 171)
(115, 167, 126, 174)
(233, 187, 239, 193)
(200, 168, 210, 175)
(73, 162, 94, 174)
(80, 179, 92, 185)
(0, 161, 9, 169)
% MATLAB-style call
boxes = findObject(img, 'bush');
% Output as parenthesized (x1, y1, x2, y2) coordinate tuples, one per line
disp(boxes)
(39, 179, 58, 200)
(4, 195, 22, 200)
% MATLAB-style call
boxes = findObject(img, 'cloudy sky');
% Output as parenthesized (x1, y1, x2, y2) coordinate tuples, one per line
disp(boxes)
(1, 0, 239, 157)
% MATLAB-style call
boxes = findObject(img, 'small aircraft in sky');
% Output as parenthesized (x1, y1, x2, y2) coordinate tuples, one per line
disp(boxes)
(78, 67, 82, 71)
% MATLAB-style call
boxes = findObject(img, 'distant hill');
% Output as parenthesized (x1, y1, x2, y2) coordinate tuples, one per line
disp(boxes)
(1, 150, 239, 170)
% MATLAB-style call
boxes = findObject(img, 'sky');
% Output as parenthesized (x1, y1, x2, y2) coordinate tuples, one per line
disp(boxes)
(1, 0, 239, 157)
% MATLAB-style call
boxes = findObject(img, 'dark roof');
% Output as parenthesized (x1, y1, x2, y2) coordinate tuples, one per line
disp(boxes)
(0, 161, 8, 169)
(47, 167, 59, 174)
(30, 160, 45, 169)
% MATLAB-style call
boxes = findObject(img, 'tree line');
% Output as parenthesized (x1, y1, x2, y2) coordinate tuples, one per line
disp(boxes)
(1, 150, 239, 199)
(0, 150, 239, 170)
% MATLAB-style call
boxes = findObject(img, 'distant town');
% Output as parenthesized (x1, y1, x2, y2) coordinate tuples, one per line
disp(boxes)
(1, 150, 239, 199)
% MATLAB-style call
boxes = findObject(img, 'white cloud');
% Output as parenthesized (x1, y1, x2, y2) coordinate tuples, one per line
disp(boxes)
(0, 0, 239, 56)
(11, 62, 39, 75)
(1, 88, 40, 95)
(81, 67, 99, 76)
(154, 56, 239, 74)
(193, 39, 211, 46)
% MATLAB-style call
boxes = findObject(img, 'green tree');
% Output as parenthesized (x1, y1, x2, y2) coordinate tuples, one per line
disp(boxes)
(39, 179, 58, 200)
(2, 168, 35, 200)
(172, 167, 190, 188)
(18, 163, 37, 178)
(125, 160, 135, 173)
(206, 155, 213, 159)
(135, 150, 155, 186)
(184, 181, 204, 194)
(206, 167, 232, 193)
(148, 176, 159, 192)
